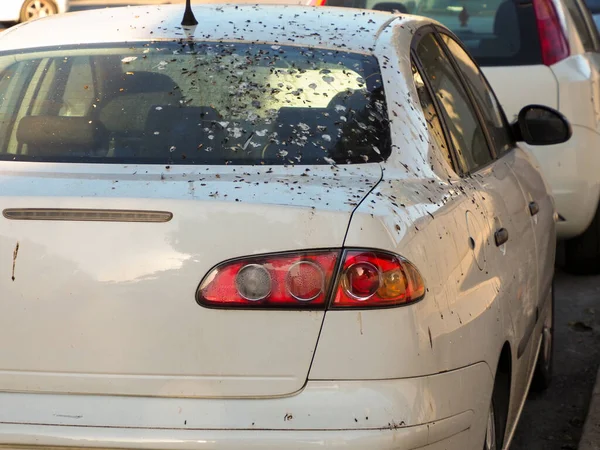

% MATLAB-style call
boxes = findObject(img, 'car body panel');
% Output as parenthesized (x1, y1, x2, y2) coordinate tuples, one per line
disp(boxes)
(482, 65, 558, 121)
(0, 0, 24, 22)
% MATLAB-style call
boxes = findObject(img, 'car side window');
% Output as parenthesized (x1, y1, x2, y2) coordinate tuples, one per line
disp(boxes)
(440, 34, 514, 155)
(411, 62, 454, 170)
(564, 0, 598, 51)
(415, 33, 492, 174)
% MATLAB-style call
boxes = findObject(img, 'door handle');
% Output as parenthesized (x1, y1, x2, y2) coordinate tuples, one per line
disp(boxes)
(529, 201, 540, 216)
(495, 228, 509, 246)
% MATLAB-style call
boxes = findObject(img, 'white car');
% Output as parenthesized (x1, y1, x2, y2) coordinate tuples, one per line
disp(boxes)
(0, 4, 568, 450)
(322, 0, 600, 273)
(0, 0, 69, 24)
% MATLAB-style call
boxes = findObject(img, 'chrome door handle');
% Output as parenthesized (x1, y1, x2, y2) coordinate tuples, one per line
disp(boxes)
(495, 228, 509, 246)
(529, 201, 540, 216)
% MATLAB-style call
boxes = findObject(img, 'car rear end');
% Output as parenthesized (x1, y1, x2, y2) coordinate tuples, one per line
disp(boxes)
(0, 6, 495, 449)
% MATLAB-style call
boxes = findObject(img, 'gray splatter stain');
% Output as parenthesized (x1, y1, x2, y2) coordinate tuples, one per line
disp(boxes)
(11, 242, 19, 281)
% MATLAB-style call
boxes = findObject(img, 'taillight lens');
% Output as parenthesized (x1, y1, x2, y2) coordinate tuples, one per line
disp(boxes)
(197, 251, 339, 308)
(333, 250, 425, 308)
(197, 249, 425, 309)
(533, 0, 569, 66)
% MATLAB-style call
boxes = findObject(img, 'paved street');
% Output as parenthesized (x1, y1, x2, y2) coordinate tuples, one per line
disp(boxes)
(511, 270, 600, 450)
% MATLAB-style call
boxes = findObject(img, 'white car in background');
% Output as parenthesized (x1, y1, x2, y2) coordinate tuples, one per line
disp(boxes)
(0, 4, 569, 450)
(325, 0, 600, 274)
(0, 0, 68, 24)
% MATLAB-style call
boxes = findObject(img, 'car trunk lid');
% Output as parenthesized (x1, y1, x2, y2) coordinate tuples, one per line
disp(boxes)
(0, 162, 381, 398)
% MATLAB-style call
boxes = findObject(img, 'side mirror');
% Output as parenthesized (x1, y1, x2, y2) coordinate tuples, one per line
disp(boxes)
(512, 105, 572, 145)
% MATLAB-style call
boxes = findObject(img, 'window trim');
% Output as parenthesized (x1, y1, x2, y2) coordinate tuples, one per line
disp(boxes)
(435, 27, 519, 153)
(411, 26, 504, 176)
(409, 26, 464, 176)
(432, 27, 498, 165)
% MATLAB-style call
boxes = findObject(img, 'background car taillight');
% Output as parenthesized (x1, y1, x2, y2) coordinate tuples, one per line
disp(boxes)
(332, 250, 425, 308)
(197, 251, 340, 308)
(197, 249, 425, 309)
(533, 0, 570, 66)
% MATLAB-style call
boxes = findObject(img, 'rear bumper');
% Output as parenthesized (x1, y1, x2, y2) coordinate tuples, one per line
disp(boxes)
(0, 421, 472, 450)
(526, 125, 600, 239)
(0, 363, 493, 450)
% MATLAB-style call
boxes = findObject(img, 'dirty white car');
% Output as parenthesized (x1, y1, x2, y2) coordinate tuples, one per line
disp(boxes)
(0, 0, 68, 24)
(0, 4, 569, 450)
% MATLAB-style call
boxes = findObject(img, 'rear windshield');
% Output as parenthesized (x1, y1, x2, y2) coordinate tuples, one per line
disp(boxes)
(327, 0, 543, 66)
(0, 42, 390, 165)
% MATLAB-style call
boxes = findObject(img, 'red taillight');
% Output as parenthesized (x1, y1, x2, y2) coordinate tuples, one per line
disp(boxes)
(533, 0, 569, 66)
(312, 0, 327, 5)
(197, 249, 425, 309)
(197, 251, 339, 308)
(333, 250, 425, 308)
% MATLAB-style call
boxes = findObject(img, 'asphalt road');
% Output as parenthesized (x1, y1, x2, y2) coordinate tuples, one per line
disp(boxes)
(511, 269, 600, 450)
(2, 2, 600, 448)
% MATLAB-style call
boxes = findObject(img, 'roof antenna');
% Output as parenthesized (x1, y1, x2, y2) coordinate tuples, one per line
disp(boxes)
(181, 0, 198, 26)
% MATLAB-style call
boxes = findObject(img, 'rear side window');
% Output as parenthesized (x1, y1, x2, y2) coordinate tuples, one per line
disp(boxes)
(0, 43, 390, 165)
(440, 34, 513, 154)
(327, 0, 544, 66)
(411, 62, 454, 169)
(416, 33, 492, 173)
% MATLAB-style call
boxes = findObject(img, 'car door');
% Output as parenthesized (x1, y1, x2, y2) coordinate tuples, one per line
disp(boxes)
(438, 31, 556, 341)
(442, 30, 556, 381)
(413, 29, 540, 426)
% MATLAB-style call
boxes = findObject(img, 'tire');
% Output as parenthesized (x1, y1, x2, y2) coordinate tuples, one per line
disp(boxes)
(19, 0, 58, 23)
(565, 206, 600, 275)
(531, 283, 554, 392)
(485, 369, 509, 450)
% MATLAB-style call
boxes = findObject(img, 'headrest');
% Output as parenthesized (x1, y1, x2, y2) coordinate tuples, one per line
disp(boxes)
(494, 1, 519, 37)
(17, 116, 107, 148)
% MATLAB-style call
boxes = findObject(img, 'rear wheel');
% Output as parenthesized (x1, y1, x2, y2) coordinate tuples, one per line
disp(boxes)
(19, 0, 58, 23)
(565, 206, 600, 275)
(531, 287, 554, 392)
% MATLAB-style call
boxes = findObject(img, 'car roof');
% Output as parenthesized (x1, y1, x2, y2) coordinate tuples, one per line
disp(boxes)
(0, 4, 401, 54)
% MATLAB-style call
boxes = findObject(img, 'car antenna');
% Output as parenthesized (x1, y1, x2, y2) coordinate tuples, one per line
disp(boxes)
(181, 0, 198, 26)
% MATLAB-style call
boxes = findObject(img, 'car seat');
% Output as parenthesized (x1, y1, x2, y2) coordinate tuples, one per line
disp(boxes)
(477, 0, 520, 58)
